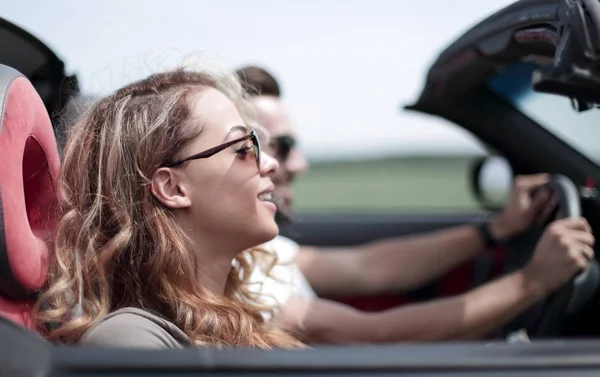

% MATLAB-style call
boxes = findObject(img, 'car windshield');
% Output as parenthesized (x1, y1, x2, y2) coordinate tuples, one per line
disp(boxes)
(487, 62, 600, 165)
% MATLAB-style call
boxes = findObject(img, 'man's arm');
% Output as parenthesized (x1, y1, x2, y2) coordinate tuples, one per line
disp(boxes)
(296, 225, 487, 297)
(281, 269, 544, 344)
(295, 174, 554, 297)
(283, 218, 593, 344)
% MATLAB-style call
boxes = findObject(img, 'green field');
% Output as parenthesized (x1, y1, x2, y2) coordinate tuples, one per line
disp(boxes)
(294, 156, 481, 212)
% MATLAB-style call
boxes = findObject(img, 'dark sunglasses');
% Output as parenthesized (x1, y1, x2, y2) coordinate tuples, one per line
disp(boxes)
(163, 129, 260, 169)
(270, 135, 297, 162)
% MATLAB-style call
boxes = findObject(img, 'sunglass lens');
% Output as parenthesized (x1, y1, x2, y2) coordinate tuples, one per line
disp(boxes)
(276, 136, 296, 161)
(252, 135, 261, 169)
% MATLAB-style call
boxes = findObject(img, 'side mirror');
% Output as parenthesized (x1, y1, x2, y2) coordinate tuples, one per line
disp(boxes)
(470, 155, 513, 210)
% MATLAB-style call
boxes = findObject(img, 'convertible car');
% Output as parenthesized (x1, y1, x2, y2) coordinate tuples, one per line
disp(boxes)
(2, 0, 600, 376)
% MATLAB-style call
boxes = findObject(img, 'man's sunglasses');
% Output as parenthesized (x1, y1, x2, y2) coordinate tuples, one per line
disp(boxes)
(270, 135, 297, 162)
(163, 128, 260, 169)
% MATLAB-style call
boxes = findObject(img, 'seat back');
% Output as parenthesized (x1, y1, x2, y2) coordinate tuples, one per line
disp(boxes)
(0, 63, 60, 329)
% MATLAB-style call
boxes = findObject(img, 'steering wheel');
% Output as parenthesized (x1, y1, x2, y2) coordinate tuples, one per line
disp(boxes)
(530, 175, 600, 337)
(506, 175, 600, 338)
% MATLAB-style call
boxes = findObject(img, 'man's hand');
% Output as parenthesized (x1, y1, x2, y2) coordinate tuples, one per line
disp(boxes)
(490, 174, 556, 241)
(523, 217, 595, 294)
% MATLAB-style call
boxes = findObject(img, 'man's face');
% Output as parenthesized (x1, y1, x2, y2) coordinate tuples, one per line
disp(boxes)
(250, 96, 309, 221)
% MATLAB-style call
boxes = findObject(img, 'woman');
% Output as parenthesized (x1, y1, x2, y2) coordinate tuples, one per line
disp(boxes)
(34, 65, 301, 349)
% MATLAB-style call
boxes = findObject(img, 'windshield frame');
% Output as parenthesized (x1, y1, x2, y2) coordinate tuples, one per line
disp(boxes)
(487, 62, 600, 168)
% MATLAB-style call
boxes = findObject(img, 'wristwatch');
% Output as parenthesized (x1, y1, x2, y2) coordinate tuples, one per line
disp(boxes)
(476, 216, 500, 248)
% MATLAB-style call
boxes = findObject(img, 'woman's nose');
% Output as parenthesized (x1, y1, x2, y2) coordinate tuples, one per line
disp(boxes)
(260, 151, 279, 177)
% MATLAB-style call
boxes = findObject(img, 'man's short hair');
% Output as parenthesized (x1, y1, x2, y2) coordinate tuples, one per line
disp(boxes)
(235, 66, 281, 97)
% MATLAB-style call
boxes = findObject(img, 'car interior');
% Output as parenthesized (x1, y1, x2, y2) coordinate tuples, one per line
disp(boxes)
(3, 0, 600, 376)
(281, 0, 600, 341)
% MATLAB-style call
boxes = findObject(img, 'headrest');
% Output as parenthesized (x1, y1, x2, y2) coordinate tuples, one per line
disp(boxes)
(0, 18, 80, 121)
(0, 63, 59, 301)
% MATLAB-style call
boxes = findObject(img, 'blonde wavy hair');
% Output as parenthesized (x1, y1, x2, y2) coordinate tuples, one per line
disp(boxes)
(34, 64, 301, 349)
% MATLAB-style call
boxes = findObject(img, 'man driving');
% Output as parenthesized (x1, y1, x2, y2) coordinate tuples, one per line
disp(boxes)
(237, 66, 595, 344)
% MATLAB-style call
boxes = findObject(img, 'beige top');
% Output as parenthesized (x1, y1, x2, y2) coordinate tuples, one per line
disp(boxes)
(80, 307, 191, 349)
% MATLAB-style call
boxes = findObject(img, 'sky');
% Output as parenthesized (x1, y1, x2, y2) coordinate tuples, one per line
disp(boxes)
(3, 0, 516, 161)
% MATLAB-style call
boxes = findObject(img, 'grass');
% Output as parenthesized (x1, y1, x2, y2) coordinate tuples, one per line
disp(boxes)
(293, 156, 481, 212)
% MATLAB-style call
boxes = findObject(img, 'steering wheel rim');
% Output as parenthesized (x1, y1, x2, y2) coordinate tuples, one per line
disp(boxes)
(532, 174, 600, 337)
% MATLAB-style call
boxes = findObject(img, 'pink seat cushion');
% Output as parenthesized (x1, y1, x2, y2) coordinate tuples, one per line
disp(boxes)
(0, 64, 60, 330)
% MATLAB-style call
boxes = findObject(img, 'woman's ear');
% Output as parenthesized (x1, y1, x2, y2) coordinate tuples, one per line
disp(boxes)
(151, 168, 192, 209)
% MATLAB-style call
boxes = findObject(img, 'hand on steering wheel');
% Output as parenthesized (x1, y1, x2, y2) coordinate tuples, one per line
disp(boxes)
(488, 174, 556, 242)
(524, 218, 594, 294)
(519, 175, 599, 337)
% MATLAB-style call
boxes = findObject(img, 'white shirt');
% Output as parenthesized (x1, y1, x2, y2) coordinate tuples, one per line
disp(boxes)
(248, 235, 316, 316)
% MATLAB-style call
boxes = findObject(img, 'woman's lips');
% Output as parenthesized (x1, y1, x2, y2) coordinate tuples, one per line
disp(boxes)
(261, 200, 277, 213)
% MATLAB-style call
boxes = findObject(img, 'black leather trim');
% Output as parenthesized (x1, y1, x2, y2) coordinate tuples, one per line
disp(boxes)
(0, 64, 23, 133)
(0, 316, 51, 377)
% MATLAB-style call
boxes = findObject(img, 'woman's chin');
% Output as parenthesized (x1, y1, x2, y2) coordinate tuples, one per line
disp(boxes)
(264, 220, 280, 241)
(255, 218, 279, 245)
(240, 210, 280, 250)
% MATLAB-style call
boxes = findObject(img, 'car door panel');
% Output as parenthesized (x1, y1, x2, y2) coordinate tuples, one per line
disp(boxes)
(281, 211, 487, 246)
(281, 211, 508, 316)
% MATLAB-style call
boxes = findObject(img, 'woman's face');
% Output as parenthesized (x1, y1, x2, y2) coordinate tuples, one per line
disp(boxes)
(156, 87, 280, 250)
